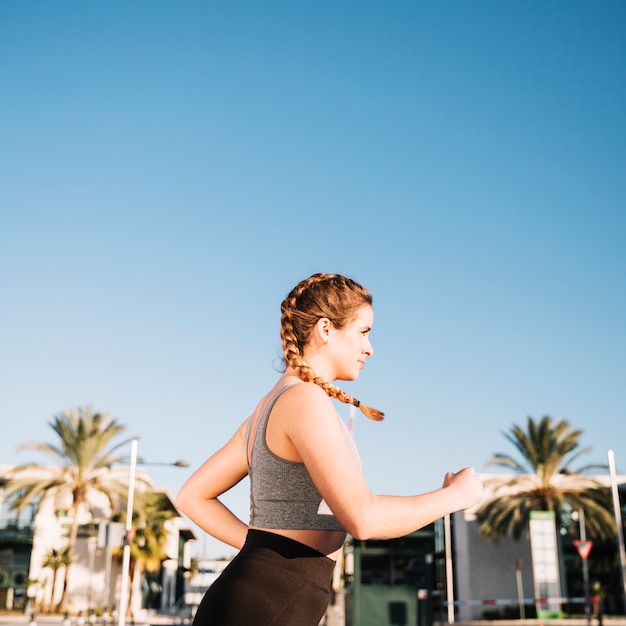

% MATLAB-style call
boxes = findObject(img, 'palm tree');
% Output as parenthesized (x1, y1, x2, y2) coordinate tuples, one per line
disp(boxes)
(4, 406, 152, 612)
(113, 491, 177, 616)
(188, 557, 200, 581)
(41, 547, 71, 611)
(476, 415, 614, 544)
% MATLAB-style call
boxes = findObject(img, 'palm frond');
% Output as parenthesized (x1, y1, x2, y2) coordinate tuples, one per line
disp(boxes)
(477, 414, 612, 545)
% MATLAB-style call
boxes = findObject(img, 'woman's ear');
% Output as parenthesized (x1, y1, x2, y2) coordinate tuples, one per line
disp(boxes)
(315, 317, 331, 345)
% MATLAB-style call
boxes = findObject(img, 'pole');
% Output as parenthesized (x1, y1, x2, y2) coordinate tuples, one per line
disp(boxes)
(102, 523, 112, 617)
(515, 559, 526, 620)
(87, 537, 96, 617)
(608, 450, 626, 614)
(444, 514, 455, 624)
(118, 439, 138, 626)
(579, 510, 591, 626)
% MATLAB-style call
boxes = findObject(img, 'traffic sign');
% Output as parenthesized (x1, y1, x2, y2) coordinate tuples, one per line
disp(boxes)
(573, 539, 593, 560)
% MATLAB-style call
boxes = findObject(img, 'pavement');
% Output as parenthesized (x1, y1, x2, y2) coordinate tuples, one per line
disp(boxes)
(322, 593, 345, 626)
(0, 589, 350, 626)
(0, 616, 176, 626)
(2, 611, 625, 626)
(0, 611, 321, 626)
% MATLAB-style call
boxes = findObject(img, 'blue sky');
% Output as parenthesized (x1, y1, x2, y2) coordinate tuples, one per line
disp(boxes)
(1, 1, 625, 558)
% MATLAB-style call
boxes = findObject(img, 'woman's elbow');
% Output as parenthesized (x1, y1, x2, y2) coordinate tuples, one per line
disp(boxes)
(174, 486, 193, 515)
(345, 517, 378, 541)
(338, 502, 377, 540)
(346, 526, 369, 541)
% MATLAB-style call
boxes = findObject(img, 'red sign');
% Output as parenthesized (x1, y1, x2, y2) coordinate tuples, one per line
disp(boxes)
(573, 539, 593, 560)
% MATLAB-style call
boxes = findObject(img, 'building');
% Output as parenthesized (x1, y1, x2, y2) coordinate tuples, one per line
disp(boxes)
(0, 464, 196, 620)
(343, 526, 436, 626)
(3, 464, 624, 624)
(452, 472, 626, 621)
(333, 471, 626, 625)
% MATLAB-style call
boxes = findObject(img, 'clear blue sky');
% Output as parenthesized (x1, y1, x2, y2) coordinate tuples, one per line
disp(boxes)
(1, 1, 625, 559)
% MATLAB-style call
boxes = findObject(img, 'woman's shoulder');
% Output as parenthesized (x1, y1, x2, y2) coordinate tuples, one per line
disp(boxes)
(276, 382, 348, 446)
(249, 378, 328, 421)
(279, 379, 331, 403)
(274, 380, 339, 429)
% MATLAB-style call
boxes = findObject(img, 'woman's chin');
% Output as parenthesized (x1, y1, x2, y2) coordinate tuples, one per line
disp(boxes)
(337, 371, 360, 382)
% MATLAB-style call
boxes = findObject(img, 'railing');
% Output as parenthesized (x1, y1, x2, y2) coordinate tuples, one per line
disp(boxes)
(164, 594, 196, 625)
(0, 518, 35, 543)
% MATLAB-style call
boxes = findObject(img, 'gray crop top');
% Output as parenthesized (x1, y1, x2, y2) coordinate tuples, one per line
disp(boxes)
(244, 384, 361, 531)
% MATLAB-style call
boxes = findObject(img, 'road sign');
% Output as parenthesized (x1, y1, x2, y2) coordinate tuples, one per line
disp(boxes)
(573, 539, 593, 560)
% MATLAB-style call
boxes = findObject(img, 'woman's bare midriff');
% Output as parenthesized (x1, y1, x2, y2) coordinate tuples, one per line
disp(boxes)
(250, 526, 347, 560)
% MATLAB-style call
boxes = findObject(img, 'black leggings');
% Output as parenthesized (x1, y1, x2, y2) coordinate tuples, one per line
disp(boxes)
(192, 529, 335, 626)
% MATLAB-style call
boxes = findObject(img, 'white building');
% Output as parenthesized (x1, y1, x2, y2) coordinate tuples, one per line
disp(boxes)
(0, 464, 196, 620)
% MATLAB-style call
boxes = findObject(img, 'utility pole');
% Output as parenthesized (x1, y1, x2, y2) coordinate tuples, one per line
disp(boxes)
(608, 450, 626, 615)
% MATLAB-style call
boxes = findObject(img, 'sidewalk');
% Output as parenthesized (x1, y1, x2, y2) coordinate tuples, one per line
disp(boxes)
(438, 621, 626, 626)
(0, 608, 343, 626)
(0, 616, 180, 626)
(322, 592, 345, 626)
(3, 612, 625, 626)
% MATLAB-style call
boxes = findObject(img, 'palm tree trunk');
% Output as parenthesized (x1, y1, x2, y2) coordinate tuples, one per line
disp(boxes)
(127, 559, 141, 618)
(57, 512, 80, 613)
(50, 568, 59, 610)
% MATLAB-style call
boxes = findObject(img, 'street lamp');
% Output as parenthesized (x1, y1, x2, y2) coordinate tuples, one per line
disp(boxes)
(136, 459, 190, 468)
(117, 439, 189, 626)
(117, 439, 138, 626)
(608, 450, 626, 617)
(444, 513, 455, 625)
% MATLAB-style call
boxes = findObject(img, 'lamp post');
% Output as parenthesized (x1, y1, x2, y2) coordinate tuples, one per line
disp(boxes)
(117, 439, 189, 626)
(117, 439, 138, 626)
(608, 450, 626, 616)
(444, 513, 455, 624)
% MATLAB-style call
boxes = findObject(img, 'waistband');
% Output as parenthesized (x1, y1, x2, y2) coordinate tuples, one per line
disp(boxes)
(243, 529, 336, 577)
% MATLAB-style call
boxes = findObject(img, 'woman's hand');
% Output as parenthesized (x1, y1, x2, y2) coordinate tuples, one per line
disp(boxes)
(442, 467, 484, 510)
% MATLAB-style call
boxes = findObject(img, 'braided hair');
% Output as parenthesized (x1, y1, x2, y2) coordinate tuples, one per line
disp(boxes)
(280, 273, 384, 421)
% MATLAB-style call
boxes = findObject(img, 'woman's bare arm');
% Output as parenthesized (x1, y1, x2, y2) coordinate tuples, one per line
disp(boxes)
(283, 384, 483, 540)
(175, 420, 250, 550)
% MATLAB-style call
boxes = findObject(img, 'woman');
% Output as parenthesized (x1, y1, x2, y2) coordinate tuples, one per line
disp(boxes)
(175, 272, 483, 625)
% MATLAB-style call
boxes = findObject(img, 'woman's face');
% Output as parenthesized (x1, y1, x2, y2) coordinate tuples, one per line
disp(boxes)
(327, 304, 374, 381)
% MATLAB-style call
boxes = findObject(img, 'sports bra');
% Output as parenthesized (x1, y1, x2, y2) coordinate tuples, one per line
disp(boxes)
(244, 384, 361, 531)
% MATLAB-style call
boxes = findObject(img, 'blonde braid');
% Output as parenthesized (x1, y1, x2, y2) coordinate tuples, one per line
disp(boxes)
(280, 273, 384, 422)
